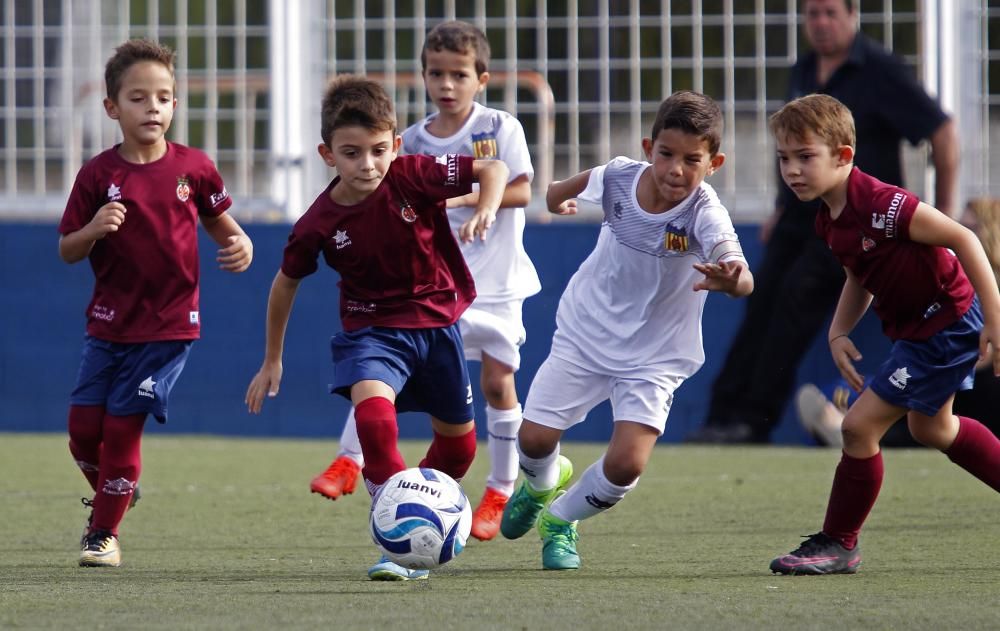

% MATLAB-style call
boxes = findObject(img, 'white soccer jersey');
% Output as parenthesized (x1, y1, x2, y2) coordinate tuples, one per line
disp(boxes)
(402, 102, 541, 304)
(551, 156, 747, 382)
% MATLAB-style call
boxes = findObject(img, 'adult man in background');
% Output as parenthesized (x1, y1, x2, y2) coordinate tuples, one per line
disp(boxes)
(687, 0, 959, 444)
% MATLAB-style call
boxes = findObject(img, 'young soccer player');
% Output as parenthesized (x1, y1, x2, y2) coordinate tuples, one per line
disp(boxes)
(768, 94, 1000, 575)
(499, 91, 754, 570)
(59, 39, 253, 567)
(244, 75, 509, 580)
(308, 21, 541, 542)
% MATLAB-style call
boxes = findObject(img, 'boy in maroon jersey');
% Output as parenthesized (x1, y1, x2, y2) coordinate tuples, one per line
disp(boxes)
(59, 39, 253, 567)
(767, 94, 1000, 575)
(245, 75, 508, 581)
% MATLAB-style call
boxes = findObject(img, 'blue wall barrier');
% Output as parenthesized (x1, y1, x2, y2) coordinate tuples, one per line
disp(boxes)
(0, 222, 887, 443)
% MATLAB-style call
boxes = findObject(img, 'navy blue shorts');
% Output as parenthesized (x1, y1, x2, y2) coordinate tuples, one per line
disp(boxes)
(70, 336, 193, 423)
(329, 324, 474, 424)
(869, 299, 982, 416)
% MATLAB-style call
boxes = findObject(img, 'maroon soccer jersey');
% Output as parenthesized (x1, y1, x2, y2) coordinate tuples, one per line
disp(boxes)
(59, 143, 232, 342)
(815, 167, 974, 340)
(282, 153, 476, 331)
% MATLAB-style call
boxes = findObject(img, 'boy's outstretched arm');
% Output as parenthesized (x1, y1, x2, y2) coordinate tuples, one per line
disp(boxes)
(546, 170, 594, 216)
(246, 270, 301, 413)
(201, 213, 253, 273)
(58, 201, 128, 263)
(459, 159, 510, 242)
(908, 201, 1000, 374)
(828, 268, 874, 392)
(446, 174, 531, 210)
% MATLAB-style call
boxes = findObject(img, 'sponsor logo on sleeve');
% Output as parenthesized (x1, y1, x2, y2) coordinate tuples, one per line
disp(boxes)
(884, 192, 905, 238)
(444, 154, 460, 186)
(209, 187, 230, 207)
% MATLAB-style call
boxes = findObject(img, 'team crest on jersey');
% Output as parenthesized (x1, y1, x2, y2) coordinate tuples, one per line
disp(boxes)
(400, 197, 417, 223)
(613, 201, 623, 220)
(664, 223, 689, 252)
(862, 235, 876, 252)
(471, 132, 498, 159)
(176, 176, 191, 202)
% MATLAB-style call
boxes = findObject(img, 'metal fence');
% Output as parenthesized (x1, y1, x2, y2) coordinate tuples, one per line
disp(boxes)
(0, 0, 992, 222)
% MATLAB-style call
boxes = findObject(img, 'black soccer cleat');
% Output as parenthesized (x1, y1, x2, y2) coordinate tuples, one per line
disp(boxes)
(770, 532, 861, 575)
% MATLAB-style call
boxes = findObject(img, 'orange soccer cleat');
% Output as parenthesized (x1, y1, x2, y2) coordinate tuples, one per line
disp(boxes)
(470, 487, 510, 541)
(309, 456, 361, 500)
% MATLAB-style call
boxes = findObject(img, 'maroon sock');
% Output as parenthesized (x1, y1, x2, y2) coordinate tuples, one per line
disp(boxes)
(822, 451, 884, 550)
(91, 413, 145, 536)
(419, 428, 477, 482)
(354, 397, 406, 494)
(944, 416, 1000, 492)
(68, 405, 105, 491)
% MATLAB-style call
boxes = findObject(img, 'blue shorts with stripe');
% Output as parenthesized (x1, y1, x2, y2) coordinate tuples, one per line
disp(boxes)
(329, 324, 474, 424)
(869, 298, 982, 416)
(70, 336, 193, 423)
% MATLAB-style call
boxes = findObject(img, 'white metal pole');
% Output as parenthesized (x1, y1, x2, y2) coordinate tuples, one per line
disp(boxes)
(268, 0, 307, 219)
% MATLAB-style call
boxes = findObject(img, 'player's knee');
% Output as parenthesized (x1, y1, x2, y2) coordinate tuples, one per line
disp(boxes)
(480, 372, 514, 405)
(517, 421, 559, 459)
(839, 412, 871, 449)
(602, 455, 644, 486)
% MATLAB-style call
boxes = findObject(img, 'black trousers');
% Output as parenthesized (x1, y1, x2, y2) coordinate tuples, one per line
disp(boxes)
(705, 221, 844, 440)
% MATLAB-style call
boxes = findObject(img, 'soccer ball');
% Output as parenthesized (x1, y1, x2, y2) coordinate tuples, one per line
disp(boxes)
(369, 467, 472, 570)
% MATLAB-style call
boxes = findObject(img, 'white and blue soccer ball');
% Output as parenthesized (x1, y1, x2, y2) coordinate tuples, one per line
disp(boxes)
(369, 467, 472, 570)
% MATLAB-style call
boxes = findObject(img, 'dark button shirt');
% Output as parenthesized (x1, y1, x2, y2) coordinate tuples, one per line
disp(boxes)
(777, 33, 949, 234)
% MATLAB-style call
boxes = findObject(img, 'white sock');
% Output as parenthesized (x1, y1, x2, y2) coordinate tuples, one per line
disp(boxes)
(338, 407, 365, 466)
(485, 404, 522, 495)
(549, 455, 636, 523)
(517, 441, 560, 493)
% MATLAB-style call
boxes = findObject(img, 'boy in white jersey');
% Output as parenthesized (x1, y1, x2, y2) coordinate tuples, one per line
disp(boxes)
(309, 21, 540, 542)
(499, 91, 754, 570)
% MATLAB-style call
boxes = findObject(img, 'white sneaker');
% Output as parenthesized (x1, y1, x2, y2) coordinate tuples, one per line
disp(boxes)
(795, 384, 845, 448)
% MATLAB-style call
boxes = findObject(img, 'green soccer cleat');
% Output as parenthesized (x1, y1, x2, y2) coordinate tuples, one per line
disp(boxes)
(538, 503, 580, 570)
(500, 455, 573, 540)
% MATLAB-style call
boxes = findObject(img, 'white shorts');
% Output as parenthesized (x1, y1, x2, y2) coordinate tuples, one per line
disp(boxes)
(522, 354, 684, 435)
(458, 300, 526, 371)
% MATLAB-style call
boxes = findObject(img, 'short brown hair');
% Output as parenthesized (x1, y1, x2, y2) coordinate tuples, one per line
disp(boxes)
(420, 20, 491, 76)
(650, 91, 724, 155)
(803, 0, 857, 12)
(105, 39, 176, 100)
(320, 75, 397, 146)
(769, 94, 856, 151)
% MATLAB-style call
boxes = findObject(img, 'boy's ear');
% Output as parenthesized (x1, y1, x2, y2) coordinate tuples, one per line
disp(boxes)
(477, 71, 490, 93)
(392, 134, 402, 154)
(707, 152, 726, 174)
(317, 143, 336, 167)
(641, 137, 654, 160)
(837, 145, 854, 165)
(103, 97, 120, 120)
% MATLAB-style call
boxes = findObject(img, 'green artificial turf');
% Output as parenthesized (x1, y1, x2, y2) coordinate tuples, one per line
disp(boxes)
(2, 434, 999, 630)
